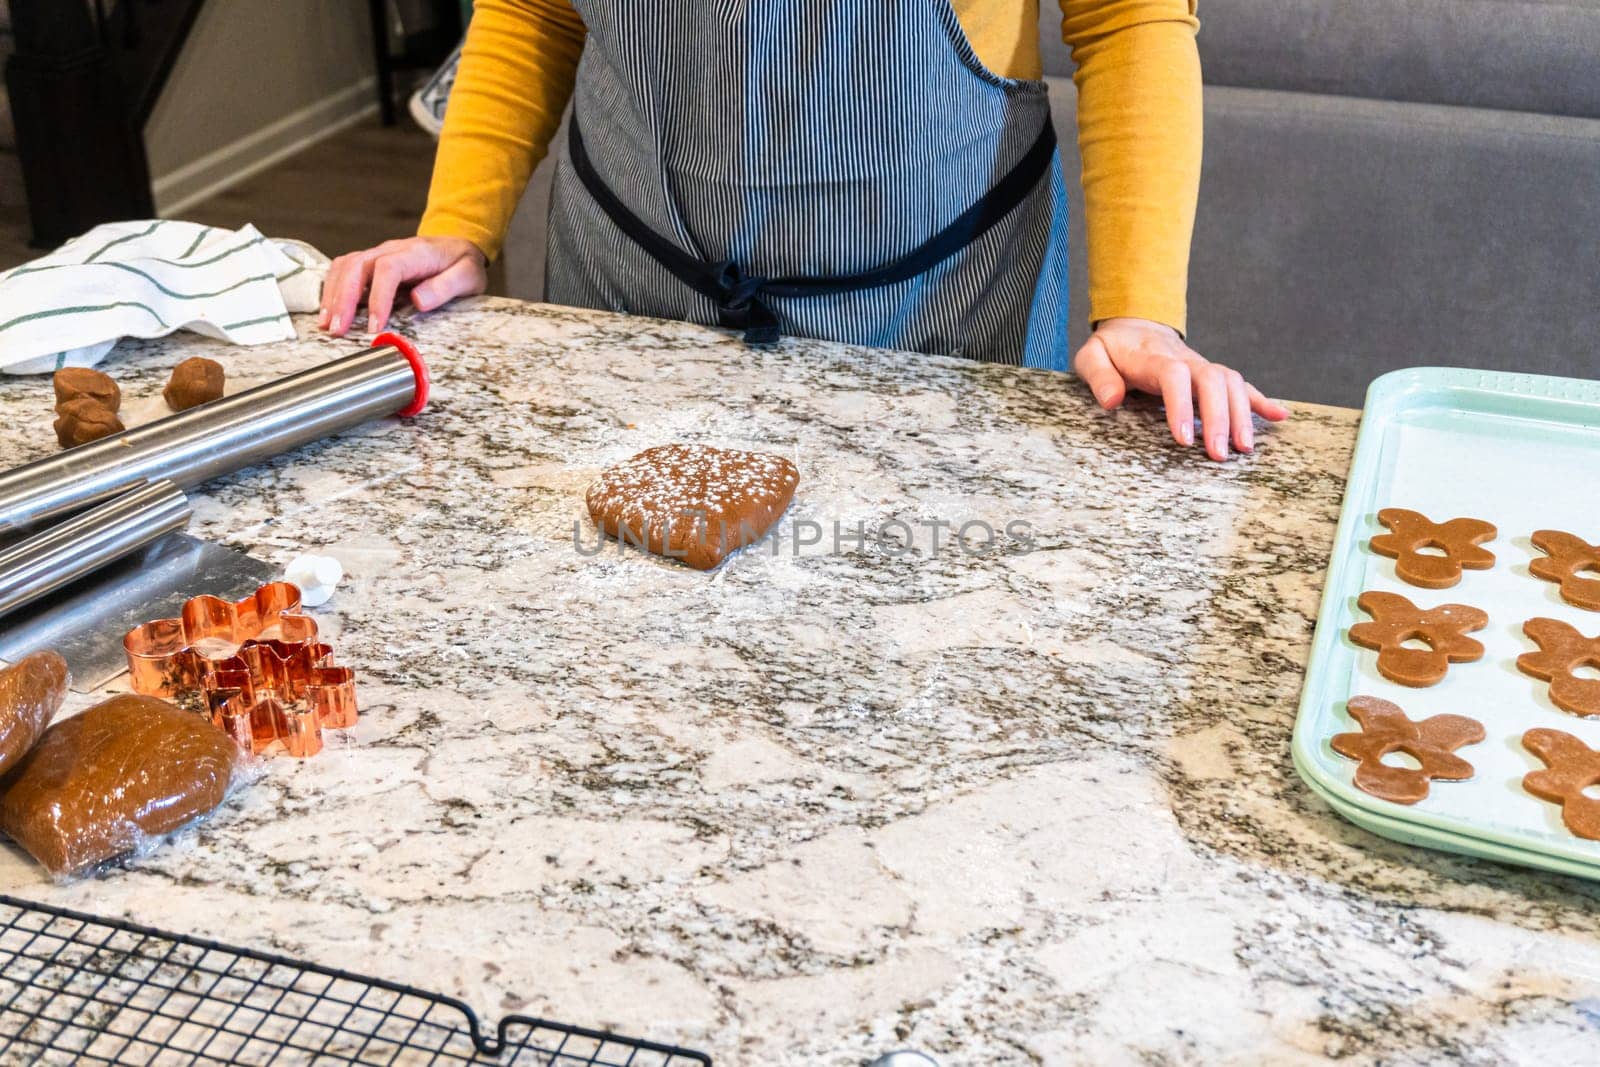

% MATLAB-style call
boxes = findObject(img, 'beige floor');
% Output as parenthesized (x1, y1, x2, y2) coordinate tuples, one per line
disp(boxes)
(0, 117, 439, 271)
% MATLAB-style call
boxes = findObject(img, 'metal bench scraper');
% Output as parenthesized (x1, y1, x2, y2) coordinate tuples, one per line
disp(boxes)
(0, 518, 277, 692)
(0, 333, 429, 691)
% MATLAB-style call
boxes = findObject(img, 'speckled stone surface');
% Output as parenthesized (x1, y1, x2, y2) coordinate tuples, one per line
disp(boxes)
(1, 298, 1598, 1065)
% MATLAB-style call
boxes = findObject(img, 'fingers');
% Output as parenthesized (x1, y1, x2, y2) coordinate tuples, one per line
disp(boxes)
(365, 254, 408, 335)
(334, 255, 381, 337)
(1086, 318, 1288, 458)
(317, 237, 482, 336)
(1226, 368, 1254, 453)
(1156, 360, 1195, 448)
(412, 254, 489, 313)
(1193, 363, 1231, 461)
(318, 246, 387, 337)
(1247, 384, 1292, 422)
(316, 259, 345, 332)
(318, 242, 391, 332)
(1072, 335, 1127, 409)
(362, 244, 445, 335)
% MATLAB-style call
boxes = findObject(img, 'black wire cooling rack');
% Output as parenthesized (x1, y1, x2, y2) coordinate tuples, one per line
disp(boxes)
(0, 895, 713, 1066)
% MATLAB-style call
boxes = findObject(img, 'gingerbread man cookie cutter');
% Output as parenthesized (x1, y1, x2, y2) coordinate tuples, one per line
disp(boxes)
(1516, 618, 1600, 718)
(1331, 696, 1484, 804)
(123, 582, 357, 758)
(1369, 508, 1497, 589)
(1348, 590, 1488, 687)
(1521, 728, 1600, 841)
(1529, 530, 1600, 611)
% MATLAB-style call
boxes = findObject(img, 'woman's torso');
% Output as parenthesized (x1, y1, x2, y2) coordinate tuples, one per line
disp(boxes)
(546, 0, 1069, 366)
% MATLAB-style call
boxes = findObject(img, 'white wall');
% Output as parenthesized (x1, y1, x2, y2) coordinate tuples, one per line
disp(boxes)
(145, 0, 377, 213)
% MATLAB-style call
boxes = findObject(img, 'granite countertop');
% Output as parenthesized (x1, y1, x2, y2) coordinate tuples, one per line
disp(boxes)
(1, 297, 1597, 1064)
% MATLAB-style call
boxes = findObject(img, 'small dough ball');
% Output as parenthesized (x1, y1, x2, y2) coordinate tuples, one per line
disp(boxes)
(52, 367, 120, 412)
(163, 356, 226, 411)
(53, 398, 125, 448)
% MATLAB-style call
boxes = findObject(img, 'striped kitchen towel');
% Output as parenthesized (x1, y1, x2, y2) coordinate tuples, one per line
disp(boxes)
(0, 219, 330, 375)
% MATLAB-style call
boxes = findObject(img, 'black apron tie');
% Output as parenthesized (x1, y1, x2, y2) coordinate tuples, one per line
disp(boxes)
(709, 260, 781, 345)
(568, 117, 1058, 346)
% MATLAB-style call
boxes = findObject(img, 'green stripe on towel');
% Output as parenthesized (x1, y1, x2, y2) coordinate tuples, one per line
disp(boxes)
(98, 264, 275, 300)
(221, 312, 291, 331)
(6, 263, 273, 300)
(169, 235, 266, 269)
(0, 302, 171, 334)
(5, 237, 268, 281)
(83, 222, 162, 263)
(179, 226, 215, 259)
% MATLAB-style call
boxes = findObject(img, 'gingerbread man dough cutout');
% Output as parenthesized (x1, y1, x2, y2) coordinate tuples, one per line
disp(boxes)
(1521, 728, 1600, 841)
(1516, 618, 1600, 718)
(1529, 530, 1600, 611)
(1331, 696, 1485, 804)
(1370, 508, 1497, 589)
(1348, 590, 1488, 687)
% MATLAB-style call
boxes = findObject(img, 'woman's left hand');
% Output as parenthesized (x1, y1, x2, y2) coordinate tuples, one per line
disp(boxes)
(1073, 317, 1290, 461)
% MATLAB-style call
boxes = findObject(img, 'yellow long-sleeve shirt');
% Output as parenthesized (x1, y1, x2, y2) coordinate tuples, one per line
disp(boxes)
(419, 1, 1201, 333)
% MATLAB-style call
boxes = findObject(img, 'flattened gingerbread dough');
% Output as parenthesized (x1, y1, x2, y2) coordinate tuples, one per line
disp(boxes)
(1370, 508, 1496, 589)
(1348, 590, 1487, 687)
(1529, 530, 1600, 611)
(586, 444, 799, 571)
(1521, 729, 1600, 841)
(1517, 618, 1600, 718)
(1331, 695, 1484, 805)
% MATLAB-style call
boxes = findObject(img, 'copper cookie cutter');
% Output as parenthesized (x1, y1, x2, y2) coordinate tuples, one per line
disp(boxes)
(123, 582, 357, 758)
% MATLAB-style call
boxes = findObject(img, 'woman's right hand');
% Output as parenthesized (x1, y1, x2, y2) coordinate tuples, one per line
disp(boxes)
(318, 235, 489, 337)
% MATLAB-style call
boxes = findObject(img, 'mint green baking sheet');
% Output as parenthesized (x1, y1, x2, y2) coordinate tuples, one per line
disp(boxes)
(1292, 367, 1600, 880)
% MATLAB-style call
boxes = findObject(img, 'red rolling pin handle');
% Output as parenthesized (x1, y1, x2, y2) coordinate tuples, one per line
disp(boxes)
(374, 332, 431, 418)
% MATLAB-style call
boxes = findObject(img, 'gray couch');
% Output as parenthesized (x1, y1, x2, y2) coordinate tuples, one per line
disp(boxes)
(504, 2, 1600, 407)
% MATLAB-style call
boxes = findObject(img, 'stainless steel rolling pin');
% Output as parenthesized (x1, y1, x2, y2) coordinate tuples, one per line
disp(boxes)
(0, 333, 429, 537)
(0, 480, 191, 618)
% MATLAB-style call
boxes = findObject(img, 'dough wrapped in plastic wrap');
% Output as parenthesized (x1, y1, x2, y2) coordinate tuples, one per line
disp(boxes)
(0, 694, 239, 877)
(0, 651, 69, 777)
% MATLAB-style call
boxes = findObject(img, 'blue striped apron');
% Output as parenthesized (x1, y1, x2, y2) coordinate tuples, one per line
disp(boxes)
(545, 1, 1070, 370)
